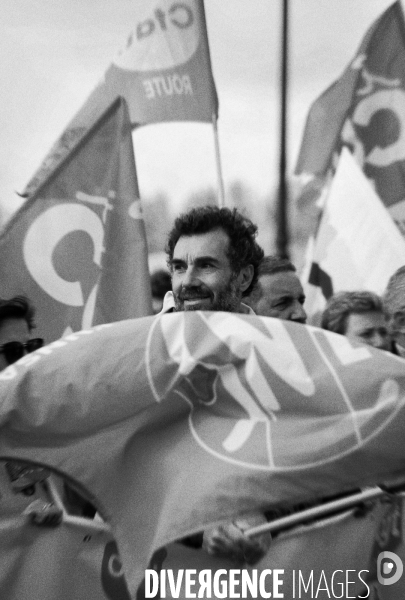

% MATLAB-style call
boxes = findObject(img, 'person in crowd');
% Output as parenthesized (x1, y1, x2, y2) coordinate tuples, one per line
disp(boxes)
(0, 295, 43, 370)
(163, 205, 270, 564)
(245, 255, 307, 323)
(162, 205, 264, 315)
(150, 269, 172, 314)
(383, 266, 405, 357)
(0, 295, 62, 526)
(321, 290, 390, 351)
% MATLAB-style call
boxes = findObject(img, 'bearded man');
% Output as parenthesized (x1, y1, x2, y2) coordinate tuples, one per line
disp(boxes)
(159, 206, 272, 565)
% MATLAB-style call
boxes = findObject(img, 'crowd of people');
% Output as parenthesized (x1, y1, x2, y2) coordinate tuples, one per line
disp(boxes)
(0, 204, 404, 568)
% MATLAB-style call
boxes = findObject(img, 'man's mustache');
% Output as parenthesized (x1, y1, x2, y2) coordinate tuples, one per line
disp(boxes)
(177, 286, 213, 301)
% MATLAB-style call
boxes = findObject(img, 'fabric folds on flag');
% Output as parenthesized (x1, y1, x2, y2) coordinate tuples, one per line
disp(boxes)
(303, 149, 405, 321)
(23, 0, 218, 197)
(296, 1, 405, 216)
(0, 98, 152, 342)
(1, 312, 405, 595)
(0, 515, 127, 600)
(161, 494, 405, 599)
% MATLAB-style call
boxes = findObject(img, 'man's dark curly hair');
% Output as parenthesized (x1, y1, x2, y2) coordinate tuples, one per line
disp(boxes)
(166, 206, 264, 296)
(0, 295, 36, 331)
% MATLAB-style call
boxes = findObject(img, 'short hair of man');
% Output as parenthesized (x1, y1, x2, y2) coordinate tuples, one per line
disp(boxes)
(0, 295, 36, 331)
(383, 266, 405, 319)
(166, 206, 264, 296)
(248, 256, 297, 303)
(257, 256, 296, 278)
(321, 291, 383, 335)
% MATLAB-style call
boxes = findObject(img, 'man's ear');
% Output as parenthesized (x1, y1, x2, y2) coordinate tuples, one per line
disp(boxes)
(393, 311, 405, 332)
(237, 265, 254, 293)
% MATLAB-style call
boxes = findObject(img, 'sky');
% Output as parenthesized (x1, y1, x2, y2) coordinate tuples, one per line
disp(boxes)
(0, 0, 398, 221)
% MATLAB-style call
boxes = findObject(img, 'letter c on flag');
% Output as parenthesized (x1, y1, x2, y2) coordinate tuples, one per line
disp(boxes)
(353, 89, 405, 166)
(23, 204, 104, 306)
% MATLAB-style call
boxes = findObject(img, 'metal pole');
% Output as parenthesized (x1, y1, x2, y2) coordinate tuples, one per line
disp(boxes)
(246, 486, 386, 538)
(276, 0, 290, 258)
(212, 113, 226, 207)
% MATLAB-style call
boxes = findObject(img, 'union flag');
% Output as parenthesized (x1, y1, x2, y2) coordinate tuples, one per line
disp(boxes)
(0, 98, 152, 341)
(1, 312, 405, 594)
(23, 0, 218, 197)
(296, 1, 405, 227)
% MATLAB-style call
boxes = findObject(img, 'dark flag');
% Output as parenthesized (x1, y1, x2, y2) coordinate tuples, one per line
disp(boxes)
(0, 98, 152, 342)
(296, 1, 405, 227)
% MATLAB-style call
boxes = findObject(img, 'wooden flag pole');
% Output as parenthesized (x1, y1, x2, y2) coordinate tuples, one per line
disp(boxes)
(212, 112, 226, 207)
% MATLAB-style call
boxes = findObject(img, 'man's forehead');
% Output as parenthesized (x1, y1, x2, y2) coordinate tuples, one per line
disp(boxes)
(347, 311, 386, 330)
(259, 271, 304, 297)
(0, 318, 30, 343)
(173, 229, 231, 261)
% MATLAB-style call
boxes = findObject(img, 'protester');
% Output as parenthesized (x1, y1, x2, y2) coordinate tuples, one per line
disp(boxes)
(163, 205, 270, 564)
(321, 290, 390, 351)
(384, 266, 405, 357)
(150, 269, 172, 314)
(162, 205, 264, 314)
(0, 295, 42, 370)
(245, 255, 307, 323)
(0, 295, 62, 526)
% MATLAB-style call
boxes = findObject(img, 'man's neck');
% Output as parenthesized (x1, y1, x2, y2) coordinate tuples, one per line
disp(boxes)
(160, 291, 255, 315)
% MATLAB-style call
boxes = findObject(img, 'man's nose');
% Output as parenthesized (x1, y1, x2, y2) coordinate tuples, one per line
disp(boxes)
(181, 265, 200, 287)
(291, 302, 307, 324)
(370, 331, 388, 350)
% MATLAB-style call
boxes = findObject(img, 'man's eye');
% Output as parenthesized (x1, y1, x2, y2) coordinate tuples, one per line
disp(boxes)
(172, 264, 185, 272)
(274, 300, 288, 308)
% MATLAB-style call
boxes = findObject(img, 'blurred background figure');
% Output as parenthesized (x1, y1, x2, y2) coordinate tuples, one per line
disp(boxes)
(245, 255, 307, 323)
(0, 295, 61, 526)
(150, 269, 172, 314)
(384, 266, 405, 357)
(0, 295, 43, 371)
(0, 295, 96, 521)
(321, 290, 390, 351)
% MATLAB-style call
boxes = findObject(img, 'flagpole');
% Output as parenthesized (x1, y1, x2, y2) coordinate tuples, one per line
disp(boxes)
(276, 0, 290, 258)
(246, 486, 387, 538)
(212, 113, 226, 207)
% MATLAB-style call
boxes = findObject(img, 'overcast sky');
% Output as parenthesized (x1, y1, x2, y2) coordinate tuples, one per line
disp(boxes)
(0, 0, 398, 219)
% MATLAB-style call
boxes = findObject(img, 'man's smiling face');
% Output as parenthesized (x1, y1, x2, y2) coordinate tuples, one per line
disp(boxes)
(170, 228, 242, 312)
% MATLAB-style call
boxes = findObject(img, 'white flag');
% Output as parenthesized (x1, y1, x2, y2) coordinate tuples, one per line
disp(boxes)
(304, 148, 405, 321)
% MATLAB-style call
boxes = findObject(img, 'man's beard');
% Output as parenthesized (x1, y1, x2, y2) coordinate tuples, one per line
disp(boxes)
(174, 276, 241, 312)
